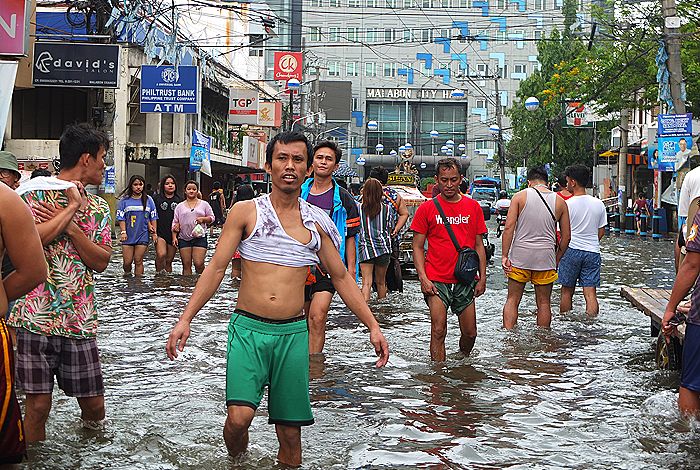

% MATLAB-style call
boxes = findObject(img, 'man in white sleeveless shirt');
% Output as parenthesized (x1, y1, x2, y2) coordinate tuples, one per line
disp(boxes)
(166, 132, 389, 466)
(501, 167, 570, 329)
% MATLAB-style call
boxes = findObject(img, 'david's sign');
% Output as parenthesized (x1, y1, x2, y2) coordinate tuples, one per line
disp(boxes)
(32, 42, 119, 88)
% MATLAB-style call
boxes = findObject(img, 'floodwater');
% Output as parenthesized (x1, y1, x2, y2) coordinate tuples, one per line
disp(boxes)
(17, 227, 700, 469)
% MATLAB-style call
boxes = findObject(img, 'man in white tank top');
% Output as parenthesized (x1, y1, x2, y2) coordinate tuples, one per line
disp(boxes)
(501, 167, 570, 329)
(165, 132, 389, 466)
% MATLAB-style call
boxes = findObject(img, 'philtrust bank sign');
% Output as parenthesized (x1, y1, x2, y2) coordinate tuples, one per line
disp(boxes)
(366, 88, 458, 100)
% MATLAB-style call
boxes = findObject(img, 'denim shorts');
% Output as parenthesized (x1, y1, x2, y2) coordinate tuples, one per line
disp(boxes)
(178, 236, 208, 249)
(558, 248, 601, 288)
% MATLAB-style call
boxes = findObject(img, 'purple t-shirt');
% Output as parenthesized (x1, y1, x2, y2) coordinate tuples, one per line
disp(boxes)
(172, 199, 215, 241)
(306, 187, 334, 216)
(685, 210, 700, 325)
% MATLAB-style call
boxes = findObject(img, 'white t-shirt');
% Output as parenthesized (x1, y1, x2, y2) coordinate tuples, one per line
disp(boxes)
(566, 195, 607, 253)
(679, 166, 700, 218)
(494, 199, 511, 211)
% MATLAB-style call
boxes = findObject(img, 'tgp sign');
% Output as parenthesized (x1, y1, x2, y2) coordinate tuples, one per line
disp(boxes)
(228, 88, 258, 125)
(140, 65, 198, 114)
(0, 0, 29, 56)
(273, 52, 303, 81)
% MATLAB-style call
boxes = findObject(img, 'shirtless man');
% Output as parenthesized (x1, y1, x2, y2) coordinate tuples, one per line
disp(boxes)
(166, 132, 389, 466)
(0, 184, 47, 464)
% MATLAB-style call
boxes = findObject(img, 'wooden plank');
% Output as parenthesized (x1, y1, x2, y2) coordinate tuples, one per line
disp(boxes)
(621, 286, 685, 342)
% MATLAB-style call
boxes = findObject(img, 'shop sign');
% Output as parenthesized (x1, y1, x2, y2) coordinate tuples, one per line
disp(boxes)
(32, 42, 119, 88)
(229, 88, 258, 125)
(563, 101, 593, 128)
(189, 129, 211, 174)
(257, 101, 282, 127)
(140, 65, 198, 114)
(273, 52, 302, 81)
(366, 88, 455, 100)
(0, 0, 29, 56)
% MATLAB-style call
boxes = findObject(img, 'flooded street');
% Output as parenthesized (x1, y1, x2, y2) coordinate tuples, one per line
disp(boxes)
(20, 226, 699, 469)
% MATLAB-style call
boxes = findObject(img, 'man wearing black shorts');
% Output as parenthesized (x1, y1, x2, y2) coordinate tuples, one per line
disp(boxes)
(300, 141, 360, 354)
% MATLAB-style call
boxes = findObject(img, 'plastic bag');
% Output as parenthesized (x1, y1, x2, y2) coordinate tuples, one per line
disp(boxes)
(191, 223, 206, 238)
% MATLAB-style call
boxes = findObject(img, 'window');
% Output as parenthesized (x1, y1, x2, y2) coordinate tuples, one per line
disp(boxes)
(439, 28, 450, 39)
(352, 97, 359, 110)
(458, 0, 469, 6)
(475, 140, 491, 150)
(476, 63, 487, 76)
(554, 0, 562, 8)
(403, 29, 413, 42)
(534, 0, 544, 8)
(475, 98, 486, 109)
(328, 61, 340, 76)
(329, 0, 341, 6)
(366, 29, 380, 42)
(383, 63, 396, 77)
(310, 0, 324, 6)
(496, 0, 507, 8)
(308, 26, 322, 42)
(367, 0, 377, 6)
(534, 29, 543, 40)
(349, 0, 361, 5)
(329, 27, 340, 42)
(422, 0, 431, 7)
(384, 28, 394, 42)
(347, 27, 359, 42)
(248, 34, 264, 56)
(346, 62, 358, 76)
(497, 64, 507, 77)
(496, 30, 507, 43)
(421, 28, 433, 43)
(386, 0, 397, 7)
(365, 62, 377, 76)
(514, 63, 526, 74)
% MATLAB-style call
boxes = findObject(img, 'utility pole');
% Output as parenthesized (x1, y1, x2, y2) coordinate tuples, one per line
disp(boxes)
(618, 108, 629, 224)
(661, 0, 686, 114)
(494, 75, 506, 185)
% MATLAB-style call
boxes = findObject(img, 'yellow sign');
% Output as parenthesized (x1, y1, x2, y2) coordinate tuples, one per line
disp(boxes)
(387, 173, 415, 185)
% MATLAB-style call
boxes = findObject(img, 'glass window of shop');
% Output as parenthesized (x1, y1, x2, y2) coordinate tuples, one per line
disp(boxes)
(365, 102, 467, 155)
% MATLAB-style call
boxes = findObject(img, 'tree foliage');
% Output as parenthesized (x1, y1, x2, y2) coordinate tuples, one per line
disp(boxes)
(506, 0, 700, 175)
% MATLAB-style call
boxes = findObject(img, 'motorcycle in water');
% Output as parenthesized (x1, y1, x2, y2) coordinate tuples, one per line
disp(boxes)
(483, 231, 495, 263)
(495, 207, 509, 238)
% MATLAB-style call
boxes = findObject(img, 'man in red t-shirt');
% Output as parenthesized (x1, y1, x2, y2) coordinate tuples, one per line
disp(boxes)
(411, 158, 487, 361)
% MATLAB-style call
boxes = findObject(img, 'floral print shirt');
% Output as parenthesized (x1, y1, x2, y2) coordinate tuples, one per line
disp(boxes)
(8, 190, 112, 339)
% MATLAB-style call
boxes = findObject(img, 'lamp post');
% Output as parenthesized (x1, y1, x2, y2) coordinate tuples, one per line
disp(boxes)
(286, 78, 301, 130)
(375, 143, 384, 155)
(430, 130, 439, 155)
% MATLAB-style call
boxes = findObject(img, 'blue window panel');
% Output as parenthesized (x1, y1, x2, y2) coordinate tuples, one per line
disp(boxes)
(451, 53, 468, 70)
(434, 37, 451, 53)
(489, 52, 505, 69)
(508, 32, 525, 49)
(352, 111, 364, 127)
(490, 17, 507, 32)
(473, 0, 489, 16)
(434, 69, 450, 84)
(398, 68, 415, 84)
(471, 108, 487, 122)
(416, 53, 433, 70)
(452, 21, 470, 37)
(475, 34, 489, 51)
(528, 14, 543, 28)
(510, 0, 526, 11)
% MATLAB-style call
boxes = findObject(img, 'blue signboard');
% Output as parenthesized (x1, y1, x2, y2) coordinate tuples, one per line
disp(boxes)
(657, 113, 692, 136)
(140, 65, 198, 114)
(189, 129, 211, 172)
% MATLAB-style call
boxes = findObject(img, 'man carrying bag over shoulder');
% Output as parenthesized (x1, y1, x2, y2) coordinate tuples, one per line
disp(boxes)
(411, 158, 488, 361)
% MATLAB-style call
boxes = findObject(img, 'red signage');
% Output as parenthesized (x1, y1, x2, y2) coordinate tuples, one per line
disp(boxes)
(273, 52, 303, 81)
(0, 0, 29, 56)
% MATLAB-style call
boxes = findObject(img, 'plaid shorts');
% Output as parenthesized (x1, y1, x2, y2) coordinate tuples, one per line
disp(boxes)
(15, 328, 104, 397)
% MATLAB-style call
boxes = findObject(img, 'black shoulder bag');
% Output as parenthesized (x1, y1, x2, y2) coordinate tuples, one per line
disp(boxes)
(532, 188, 558, 250)
(432, 197, 480, 285)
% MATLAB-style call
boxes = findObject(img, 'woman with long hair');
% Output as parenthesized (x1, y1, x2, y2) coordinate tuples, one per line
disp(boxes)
(358, 178, 395, 300)
(229, 184, 255, 280)
(153, 174, 182, 272)
(172, 180, 214, 275)
(116, 174, 158, 275)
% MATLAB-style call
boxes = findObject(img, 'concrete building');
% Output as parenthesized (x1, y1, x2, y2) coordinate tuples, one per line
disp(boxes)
(298, 0, 594, 182)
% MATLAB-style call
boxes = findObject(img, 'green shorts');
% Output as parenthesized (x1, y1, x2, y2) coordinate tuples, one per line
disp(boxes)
(425, 281, 477, 315)
(226, 310, 313, 426)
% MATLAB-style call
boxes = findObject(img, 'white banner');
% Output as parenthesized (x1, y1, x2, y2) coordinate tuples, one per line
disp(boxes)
(0, 60, 18, 148)
(228, 88, 258, 125)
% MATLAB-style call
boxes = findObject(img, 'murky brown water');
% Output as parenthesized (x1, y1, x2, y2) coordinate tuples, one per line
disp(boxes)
(17, 227, 700, 469)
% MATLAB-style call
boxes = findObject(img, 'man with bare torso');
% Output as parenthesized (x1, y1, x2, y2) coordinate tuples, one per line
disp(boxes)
(166, 132, 389, 466)
(0, 183, 47, 464)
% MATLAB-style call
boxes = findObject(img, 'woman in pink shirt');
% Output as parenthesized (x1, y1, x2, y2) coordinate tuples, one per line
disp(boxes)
(172, 180, 215, 275)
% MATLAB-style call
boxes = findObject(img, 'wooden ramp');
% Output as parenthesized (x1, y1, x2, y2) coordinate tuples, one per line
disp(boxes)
(620, 287, 685, 341)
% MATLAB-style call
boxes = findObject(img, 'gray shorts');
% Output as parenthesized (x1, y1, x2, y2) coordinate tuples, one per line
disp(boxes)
(15, 328, 104, 397)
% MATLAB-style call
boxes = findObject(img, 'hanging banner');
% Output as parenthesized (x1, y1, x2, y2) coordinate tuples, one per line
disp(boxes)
(657, 113, 694, 171)
(140, 65, 198, 114)
(0, 0, 29, 56)
(562, 101, 593, 128)
(273, 51, 303, 81)
(0, 61, 18, 149)
(228, 88, 258, 125)
(189, 129, 211, 173)
(102, 166, 116, 194)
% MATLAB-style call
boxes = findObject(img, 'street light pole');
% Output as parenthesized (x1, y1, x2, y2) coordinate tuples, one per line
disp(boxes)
(494, 76, 506, 185)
